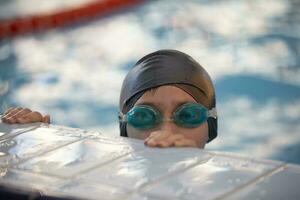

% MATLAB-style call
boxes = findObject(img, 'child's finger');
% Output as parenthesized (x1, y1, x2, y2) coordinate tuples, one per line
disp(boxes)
(144, 131, 168, 145)
(16, 112, 43, 124)
(2, 107, 23, 122)
(150, 131, 171, 142)
(153, 134, 182, 147)
(155, 139, 174, 148)
(173, 139, 197, 147)
(151, 134, 197, 148)
(2, 107, 22, 118)
(145, 133, 170, 146)
(42, 115, 51, 124)
(3, 107, 15, 115)
(6, 108, 32, 123)
(144, 134, 158, 144)
(145, 133, 182, 147)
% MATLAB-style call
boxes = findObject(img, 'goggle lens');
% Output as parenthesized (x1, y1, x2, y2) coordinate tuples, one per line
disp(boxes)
(174, 103, 208, 128)
(126, 105, 160, 129)
(123, 103, 210, 130)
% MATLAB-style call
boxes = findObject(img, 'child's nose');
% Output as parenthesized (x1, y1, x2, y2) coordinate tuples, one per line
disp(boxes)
(159, 120, 179, 135)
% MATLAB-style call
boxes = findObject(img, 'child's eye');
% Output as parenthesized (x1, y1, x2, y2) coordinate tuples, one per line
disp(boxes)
(127, 105, 161, 129)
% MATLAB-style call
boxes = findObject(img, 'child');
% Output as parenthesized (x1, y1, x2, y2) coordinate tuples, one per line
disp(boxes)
(1, 50, 218, 148)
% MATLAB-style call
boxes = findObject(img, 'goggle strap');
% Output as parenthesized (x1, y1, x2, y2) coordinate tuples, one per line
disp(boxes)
(118, 112, 127, 122)
(208, 107, 217, 119)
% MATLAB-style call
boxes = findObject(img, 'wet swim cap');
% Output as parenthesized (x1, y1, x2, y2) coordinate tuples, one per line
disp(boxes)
(119, 49, 218, 142)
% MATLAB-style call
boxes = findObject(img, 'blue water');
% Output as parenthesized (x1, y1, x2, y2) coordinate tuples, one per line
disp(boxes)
(0, 0, 300, 164)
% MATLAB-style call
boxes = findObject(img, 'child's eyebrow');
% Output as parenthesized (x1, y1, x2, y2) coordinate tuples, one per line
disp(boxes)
(134, 101, 164, 114)
(135, 100, 195, 109)
(171, 100, 196, 108)
(134, 101, 158, 107)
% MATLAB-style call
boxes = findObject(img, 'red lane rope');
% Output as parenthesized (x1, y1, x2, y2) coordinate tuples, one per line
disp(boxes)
(0, 0, 143, 39)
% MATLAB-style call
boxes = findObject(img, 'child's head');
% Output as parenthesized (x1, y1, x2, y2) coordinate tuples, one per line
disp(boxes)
(119, 49, 217, 147)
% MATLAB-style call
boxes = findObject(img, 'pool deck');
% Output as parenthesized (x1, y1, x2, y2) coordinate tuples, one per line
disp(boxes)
(0, 121, 300, 200)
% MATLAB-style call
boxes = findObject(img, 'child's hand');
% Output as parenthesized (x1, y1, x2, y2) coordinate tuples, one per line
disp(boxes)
(144, 131, 197, 148)
(1, 107, 50, 124)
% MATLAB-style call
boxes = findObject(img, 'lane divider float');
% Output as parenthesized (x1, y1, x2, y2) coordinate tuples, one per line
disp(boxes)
(0, 0, 143, 38)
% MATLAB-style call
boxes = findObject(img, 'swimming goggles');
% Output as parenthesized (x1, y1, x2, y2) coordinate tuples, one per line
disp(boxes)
(119, 103, 217, 130)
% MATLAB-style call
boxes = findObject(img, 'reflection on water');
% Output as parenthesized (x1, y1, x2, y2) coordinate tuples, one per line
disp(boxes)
(0, 0, 299, 164)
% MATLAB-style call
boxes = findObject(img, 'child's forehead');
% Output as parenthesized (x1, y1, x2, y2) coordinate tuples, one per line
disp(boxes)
(135, 85, 196, 107)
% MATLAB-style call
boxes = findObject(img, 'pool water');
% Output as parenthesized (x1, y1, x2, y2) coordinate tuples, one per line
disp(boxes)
(0, 0, 300, 164)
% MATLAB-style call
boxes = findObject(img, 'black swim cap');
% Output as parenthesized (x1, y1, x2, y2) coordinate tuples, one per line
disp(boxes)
(119, 49, 218, 142)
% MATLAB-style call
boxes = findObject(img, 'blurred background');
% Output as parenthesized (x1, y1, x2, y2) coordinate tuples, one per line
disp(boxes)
(0, 0, 299, 164)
